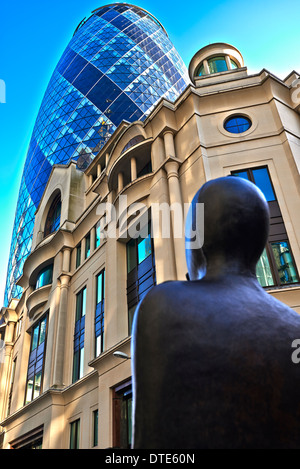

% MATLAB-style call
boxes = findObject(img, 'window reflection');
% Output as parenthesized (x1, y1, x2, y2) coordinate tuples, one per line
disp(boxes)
(232, 166, 299, 287)
(44, 194, 61, 237)
(271, 241, 298, 284)
(25, 315, 47, 404)
(137, 234, 152, 264)
(252, 168, 275, 202)
(256, 249, 274, 287)
(95, 221, 101, 249)
(208, 56, 228, 74)
(35, 264, 53, 290)
(224, 116, 251, 134)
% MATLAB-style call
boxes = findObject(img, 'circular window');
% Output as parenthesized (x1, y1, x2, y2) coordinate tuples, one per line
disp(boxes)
(224, 115, 252, 134)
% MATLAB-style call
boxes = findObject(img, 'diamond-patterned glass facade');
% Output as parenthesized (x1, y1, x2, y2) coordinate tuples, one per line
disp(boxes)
(4, 3, 189, 306)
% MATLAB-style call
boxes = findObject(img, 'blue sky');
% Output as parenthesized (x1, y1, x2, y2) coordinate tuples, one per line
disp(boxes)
(0, 0, 299, 304)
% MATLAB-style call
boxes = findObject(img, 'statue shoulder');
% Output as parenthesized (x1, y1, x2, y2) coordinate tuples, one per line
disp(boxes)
(133, 280, 184, 326)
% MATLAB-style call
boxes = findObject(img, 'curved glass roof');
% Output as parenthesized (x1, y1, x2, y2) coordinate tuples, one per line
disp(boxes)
(4, 2, 189, 306)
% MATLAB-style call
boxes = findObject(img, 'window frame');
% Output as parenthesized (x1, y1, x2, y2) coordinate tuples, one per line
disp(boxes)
(24, 314, 48, 405)
(95, 269, 105, 357)
(35, 264, 53, 290)
(72, 287, 86, 383)
(76, 242, 82, 268)
(224, 115, 252, 134)
(85, 232, 91, 259)
(113, 380, 132, 449)
(92, 409, 98, 447)
(95, 221, 101, 249)
(126, 221, 156, 334)
(44, 194, 61, 237)
(231, 166, 299, 287)
(70, 419, 80, 449)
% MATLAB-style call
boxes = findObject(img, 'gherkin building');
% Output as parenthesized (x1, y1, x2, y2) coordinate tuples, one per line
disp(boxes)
(4, 3, 189, 306)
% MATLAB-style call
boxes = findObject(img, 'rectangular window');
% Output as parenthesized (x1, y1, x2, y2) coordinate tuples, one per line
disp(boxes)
(10, 426, 44, 449)
(73, 288, 86, 383)
(231, 167, 299, 287)
(76, 243, 81, 268)
(93, 410, 98, 447)
(95, 270, 105, 357)
(126, 222, 156, 334)
(25, 315, 48, 405)
(95, 221, 101, 249)
(70, 419, 80, 449)
(85, 233, 91, 259)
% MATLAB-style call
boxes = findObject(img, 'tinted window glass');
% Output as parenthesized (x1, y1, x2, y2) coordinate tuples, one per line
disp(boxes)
(31, 325, 39, 351)
(138, 234, 152, 264)
(231, 170, 249, 181)
(224, 116, 251, 134)
(35, 265, 53, 289)
(208, 56, 227, 74)
(252, 168, 275, 202)
(271, 241, 298, 284)
(127, 238, 137, 273)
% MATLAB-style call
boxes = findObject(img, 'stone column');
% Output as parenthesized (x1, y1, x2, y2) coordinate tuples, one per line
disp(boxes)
(62, 247, 71, 272)
(52, 249, 71, 387)
(203, 59, 210, 75)
(225, 55, 232, 71)
(118, 172, 124, 193)
(131, 157, 137, 181)
(164, 160, 186, 280)
(163, 130, 176, 159)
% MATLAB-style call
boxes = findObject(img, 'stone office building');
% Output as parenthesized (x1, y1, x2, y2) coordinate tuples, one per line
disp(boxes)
(0, 41, 300, 449)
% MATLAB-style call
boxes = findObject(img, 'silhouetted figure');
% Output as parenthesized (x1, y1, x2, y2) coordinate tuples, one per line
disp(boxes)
(132, 176, 300, 449)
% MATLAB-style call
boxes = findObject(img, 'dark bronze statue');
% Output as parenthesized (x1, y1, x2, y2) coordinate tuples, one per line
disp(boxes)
(131, 176, 300, 449)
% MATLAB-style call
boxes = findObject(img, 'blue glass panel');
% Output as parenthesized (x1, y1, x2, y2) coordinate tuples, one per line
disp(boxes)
(224, 116, 251, 134)
(35, 265, 53, 289)
(72, 63, 103, 95)
(231, 170, 249, 181)
(138, 234, 152, 264)
(252, 168, 276, 202)
(208, 56, 228, 74)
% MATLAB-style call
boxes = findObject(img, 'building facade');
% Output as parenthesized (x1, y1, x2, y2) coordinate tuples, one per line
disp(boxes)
(0, 41, 300, 449)
(4, 2, 189, 307)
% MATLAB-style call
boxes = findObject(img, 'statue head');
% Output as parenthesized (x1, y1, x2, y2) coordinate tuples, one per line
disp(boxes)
(185, 176, 270, 280)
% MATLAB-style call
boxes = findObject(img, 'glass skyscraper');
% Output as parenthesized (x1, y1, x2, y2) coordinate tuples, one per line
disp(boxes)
(4, 3, 189, 307)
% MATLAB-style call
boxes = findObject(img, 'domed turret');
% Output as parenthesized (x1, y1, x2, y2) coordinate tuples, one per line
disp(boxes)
(189, 42, 245, 85)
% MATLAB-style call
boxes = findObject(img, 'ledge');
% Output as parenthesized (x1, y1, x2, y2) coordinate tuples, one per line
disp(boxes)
(26, 284, 52, 318)
(107, 138, 152, 190)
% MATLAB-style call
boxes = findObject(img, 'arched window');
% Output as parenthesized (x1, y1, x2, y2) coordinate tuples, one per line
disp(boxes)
(35, 264, 53, 290)
(121, 135, 145, 154)
(196, 56, 239, 76)
(44, 194, 61, 237)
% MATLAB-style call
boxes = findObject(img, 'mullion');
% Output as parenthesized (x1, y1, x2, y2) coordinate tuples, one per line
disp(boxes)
(265, 243, 281, 286)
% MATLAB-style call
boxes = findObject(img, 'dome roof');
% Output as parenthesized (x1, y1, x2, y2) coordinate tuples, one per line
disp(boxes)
(4, 3, 189, 306)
